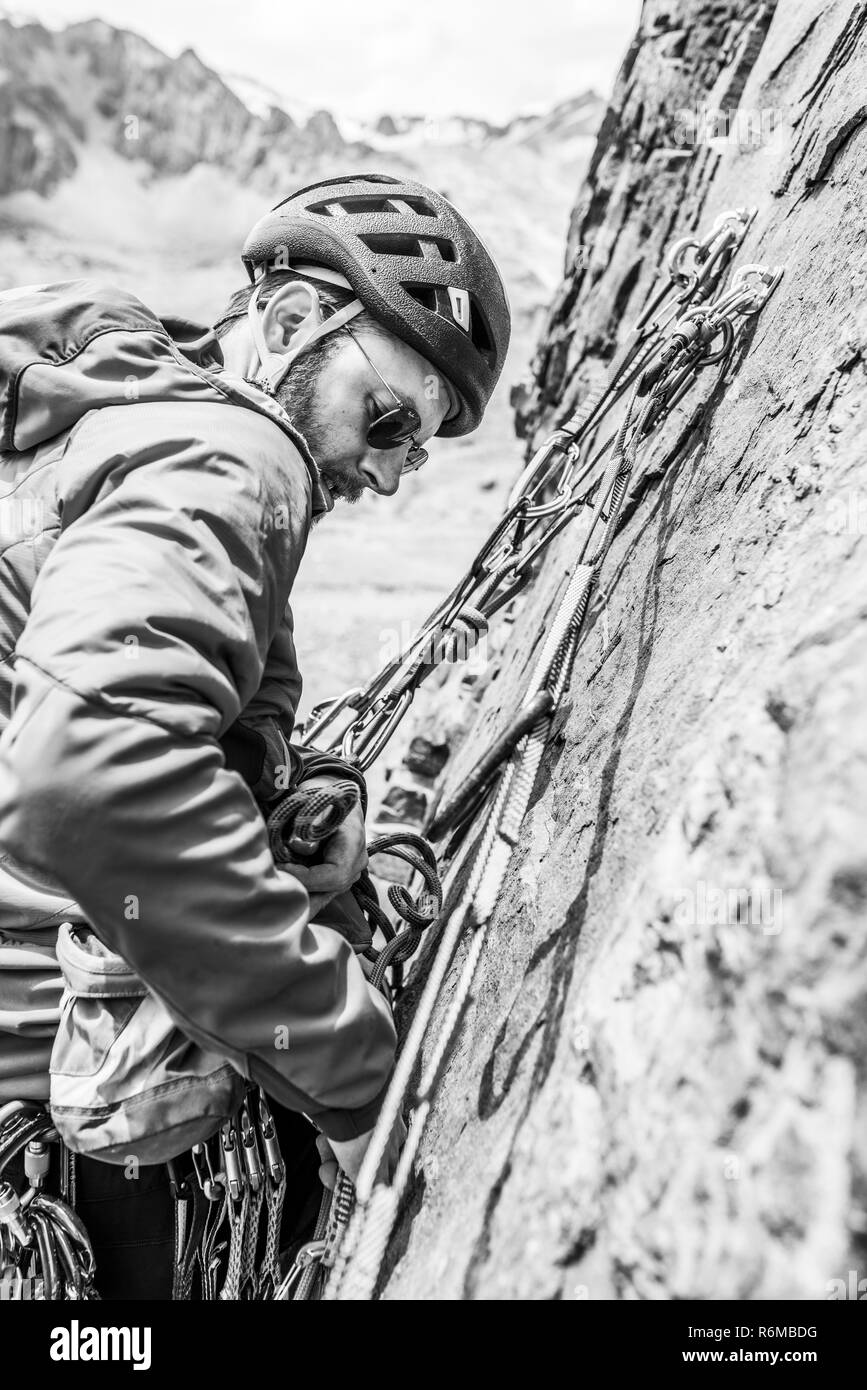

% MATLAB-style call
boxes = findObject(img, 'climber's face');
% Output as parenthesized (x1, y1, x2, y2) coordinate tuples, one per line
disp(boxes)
(279, 325, 456, 505)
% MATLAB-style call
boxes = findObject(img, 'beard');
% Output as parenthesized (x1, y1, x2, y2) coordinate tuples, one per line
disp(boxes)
(278, 351, 364, 510)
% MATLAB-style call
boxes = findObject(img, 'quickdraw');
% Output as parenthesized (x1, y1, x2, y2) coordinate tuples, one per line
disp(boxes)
(303, 208, 784, 1301)
(105, 208, 783, 1303)
(297, 208, 781, 780)
(161, 1084, 290, 1301)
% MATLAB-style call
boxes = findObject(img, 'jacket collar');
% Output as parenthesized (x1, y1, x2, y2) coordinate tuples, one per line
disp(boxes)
(162, 317, 333, 519)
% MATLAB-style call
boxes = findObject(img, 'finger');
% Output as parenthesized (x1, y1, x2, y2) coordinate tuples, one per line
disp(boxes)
(320, 820, 367, 872)
(318, 1158, 338, 1191)
(297, 850, 367, 893)
(280, 859, 316, 886)
(283, 856, 353, 893)
(294, 863, 351, 893)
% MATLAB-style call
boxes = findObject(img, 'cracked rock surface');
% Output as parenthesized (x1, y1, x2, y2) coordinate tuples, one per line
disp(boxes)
(378, 0, 867, 1301)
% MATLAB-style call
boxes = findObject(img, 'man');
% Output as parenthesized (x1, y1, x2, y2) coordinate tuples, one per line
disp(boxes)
(0, 172, 510, 1297)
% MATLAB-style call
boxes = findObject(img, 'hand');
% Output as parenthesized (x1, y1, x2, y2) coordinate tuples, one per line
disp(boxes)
(280, 776, 368, 912)
(317, 1112, 407, 1190)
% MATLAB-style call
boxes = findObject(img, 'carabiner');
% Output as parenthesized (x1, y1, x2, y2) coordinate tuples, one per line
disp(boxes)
(0, 1179, 30, 1245)
(220, 1121, 245, 1204)
(273, 1238, 328, 1299)
(256, 1093, 285, 1187)
(698, 206, 756, 256)
(51, 1220, 85, 1300)
(699, 315, 735, 364)
(729, 263, 785, 313)
(191, 1140, 224, 1202)
(507, 435, 562, 511)
(342, 688, 413, 770)
(28, 1193, 96, 1280)
(298, 686, 364, 747)
(239, 1104, 262, 1194)
(668, 235, 700, 282)
(28, 1208, 62, 1301)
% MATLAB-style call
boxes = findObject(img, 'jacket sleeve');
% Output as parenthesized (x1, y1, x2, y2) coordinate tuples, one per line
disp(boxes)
(0, 402, 396, 1140)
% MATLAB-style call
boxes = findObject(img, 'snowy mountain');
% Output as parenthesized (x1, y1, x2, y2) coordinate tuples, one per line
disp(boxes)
(0, 14, 605, 200)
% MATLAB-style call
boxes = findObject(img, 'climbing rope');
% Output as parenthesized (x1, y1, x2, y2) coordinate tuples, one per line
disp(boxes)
(298, 207, 785, 1302)
(297, 209, 782, 779)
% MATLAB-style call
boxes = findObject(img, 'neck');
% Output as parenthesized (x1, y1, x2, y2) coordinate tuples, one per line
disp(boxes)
(217, 322, 259, 381)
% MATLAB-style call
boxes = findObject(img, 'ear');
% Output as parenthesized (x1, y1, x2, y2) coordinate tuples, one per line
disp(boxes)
(260, 280, 322, 353)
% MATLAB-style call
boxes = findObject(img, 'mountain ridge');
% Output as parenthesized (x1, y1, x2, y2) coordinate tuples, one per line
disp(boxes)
(0, 13, 605, 197)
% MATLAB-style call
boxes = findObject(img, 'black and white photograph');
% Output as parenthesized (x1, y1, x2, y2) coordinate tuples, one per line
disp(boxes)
(0, 0, 864, 1342)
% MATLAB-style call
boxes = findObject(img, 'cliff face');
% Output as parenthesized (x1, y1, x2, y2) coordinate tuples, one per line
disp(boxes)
(378, 0, 867, 1300)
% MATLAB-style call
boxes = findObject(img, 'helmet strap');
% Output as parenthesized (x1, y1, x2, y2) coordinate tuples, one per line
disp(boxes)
(247, 278, 364, 394)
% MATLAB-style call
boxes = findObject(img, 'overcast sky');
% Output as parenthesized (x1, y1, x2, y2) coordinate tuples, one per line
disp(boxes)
(15, 0, 643, 122)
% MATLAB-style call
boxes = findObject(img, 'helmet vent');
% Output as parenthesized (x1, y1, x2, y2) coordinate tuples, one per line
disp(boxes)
(405, 285, 438, 312)
(404, 285, 495, 360)
(469, 296, 495, 360)
(360, 232, 424, 257)
(309, 197, 397, 216)
(360, 233, 457, 262)
(308, 195, 439, 219)
(400, 196, 438, 218)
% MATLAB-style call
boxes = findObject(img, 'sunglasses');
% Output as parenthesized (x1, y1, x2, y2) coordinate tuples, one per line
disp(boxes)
(343, 325, 429, 474)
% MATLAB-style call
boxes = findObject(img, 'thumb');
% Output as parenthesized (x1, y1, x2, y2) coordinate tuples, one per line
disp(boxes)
(316, 1134, 338, 1191)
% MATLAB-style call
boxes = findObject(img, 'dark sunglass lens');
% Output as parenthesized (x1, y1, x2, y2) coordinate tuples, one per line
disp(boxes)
(367, 405, 422, 449)
(402, 445, 428, 474)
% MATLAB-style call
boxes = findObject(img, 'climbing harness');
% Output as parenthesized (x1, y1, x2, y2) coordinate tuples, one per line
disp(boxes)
(285, 207, 783, 1301)
(0, 1101, 99, 1299)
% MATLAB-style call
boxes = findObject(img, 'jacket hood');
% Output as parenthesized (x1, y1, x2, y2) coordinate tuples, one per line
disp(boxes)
(0, 279, 332, 514)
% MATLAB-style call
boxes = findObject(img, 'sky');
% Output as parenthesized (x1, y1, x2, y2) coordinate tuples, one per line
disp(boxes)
(11, 0, 644, 123)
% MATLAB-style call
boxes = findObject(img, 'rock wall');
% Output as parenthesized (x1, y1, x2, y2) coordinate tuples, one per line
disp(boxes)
(378, 0, 867, 1300)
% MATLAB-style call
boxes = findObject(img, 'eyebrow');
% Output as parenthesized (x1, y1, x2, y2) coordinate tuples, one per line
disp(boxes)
(370, 384, 419, 417)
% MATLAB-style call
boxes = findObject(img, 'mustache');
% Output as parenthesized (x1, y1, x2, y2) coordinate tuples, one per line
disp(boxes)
(324, 475, 364, 503)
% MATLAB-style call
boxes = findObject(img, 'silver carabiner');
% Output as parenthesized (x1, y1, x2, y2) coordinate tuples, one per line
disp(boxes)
(668, 235, 700, 281)
(698, 206, 756, 255)
(220, 1120, 245, 1205)
(298, 686, 364, 747)
(729, 263, 785, 313)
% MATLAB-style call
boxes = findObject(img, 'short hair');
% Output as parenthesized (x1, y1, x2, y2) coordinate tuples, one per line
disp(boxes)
(213, 266, 391, 347)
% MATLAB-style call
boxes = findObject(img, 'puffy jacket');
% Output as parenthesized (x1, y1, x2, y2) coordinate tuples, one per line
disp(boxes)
(0, 280, 397, 1140)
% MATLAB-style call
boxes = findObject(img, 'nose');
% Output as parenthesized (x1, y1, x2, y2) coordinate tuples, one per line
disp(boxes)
(358, 447, 405, 496)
